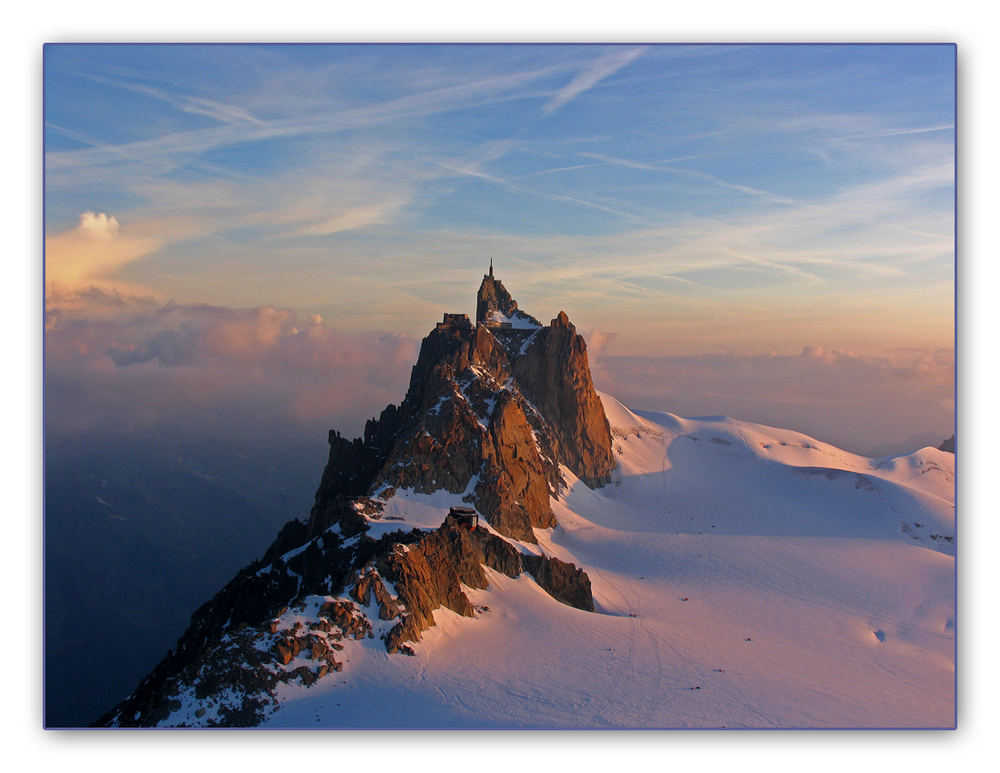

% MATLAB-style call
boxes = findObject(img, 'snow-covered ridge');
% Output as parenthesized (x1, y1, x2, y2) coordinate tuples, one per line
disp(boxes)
(594, 392, 953, 550)
(106, 390, 955, 729)
(252, 392, 954, 728)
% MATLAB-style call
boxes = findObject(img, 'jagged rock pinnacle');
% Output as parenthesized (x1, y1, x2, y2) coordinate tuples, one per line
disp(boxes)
(309, 267, 615, 540)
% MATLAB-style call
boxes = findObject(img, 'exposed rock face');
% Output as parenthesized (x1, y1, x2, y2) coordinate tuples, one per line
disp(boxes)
(476, 389, 556, 540)
(92, 526, 367, 727)
(938, 435, 955, 453)
(309, 268, 614, 541)
(511, 311, 615, 487)
(380, 515, 594, 653)
(522, 553, 594, 612)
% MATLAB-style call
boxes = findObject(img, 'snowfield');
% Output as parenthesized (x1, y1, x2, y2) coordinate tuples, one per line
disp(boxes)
(262, 394, 955, 728)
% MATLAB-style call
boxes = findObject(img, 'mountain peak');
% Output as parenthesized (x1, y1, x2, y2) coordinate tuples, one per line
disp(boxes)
(313, 268, 614, 542)
(97, 267, 617, 727)
(475, 263, 541, 329)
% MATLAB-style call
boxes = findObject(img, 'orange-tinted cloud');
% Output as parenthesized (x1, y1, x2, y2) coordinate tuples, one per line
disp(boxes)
(45, 211, 163, 295)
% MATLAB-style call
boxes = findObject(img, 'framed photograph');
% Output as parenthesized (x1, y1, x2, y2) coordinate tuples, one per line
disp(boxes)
(44, 43, 955, 729)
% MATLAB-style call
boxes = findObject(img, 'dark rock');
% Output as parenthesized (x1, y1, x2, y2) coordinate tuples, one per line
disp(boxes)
(261, 518, 308, 563)
(381, 519, 484, 653)
(381, 516, 594, 653)
(469, 527, 523, 578)
(378, 599, 401, 621)
(307, 635, 327, 660)
(371, 578, 402, 620)
(522, 554, 594, 612)
(293, 666, 317, 687)
(352, 571, 376, 606)
(318, 600, 372, 640)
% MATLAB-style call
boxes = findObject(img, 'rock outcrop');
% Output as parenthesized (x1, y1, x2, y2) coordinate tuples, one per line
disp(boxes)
(380, 514, 593, 654)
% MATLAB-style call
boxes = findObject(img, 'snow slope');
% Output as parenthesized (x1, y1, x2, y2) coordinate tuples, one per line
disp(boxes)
(260, 394, 955, 728)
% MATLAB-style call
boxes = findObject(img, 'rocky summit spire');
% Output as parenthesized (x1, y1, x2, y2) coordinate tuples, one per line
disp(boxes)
(308, 270, 614, 539)
(477, 262, 539, 327)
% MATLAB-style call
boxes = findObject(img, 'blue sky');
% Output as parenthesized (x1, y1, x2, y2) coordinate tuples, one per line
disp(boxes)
(44, 44, 954, 355)
(43, 44, 954, 451)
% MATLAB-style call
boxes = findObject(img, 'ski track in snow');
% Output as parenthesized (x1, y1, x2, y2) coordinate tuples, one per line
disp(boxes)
(261, 393, 955, 729)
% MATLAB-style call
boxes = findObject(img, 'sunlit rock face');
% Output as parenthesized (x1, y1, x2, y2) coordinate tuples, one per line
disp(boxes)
(510, 310, 616, 488)
(311, 267, 615, 541)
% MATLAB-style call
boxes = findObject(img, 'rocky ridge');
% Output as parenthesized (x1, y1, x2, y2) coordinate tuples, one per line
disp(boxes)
(98, 510, 592, 727)
(97, 268, 613, 727)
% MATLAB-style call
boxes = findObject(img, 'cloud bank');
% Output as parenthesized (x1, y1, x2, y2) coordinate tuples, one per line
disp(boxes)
(44, 289, 953, 459)
(587, 338, 954, 454)
(45, 290, 419, 442)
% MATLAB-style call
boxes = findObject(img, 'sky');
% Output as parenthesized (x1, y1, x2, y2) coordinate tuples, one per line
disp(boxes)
(43, 43, 955, 451)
